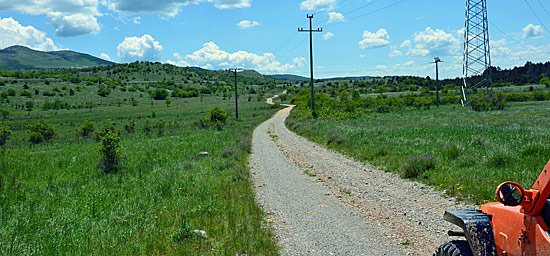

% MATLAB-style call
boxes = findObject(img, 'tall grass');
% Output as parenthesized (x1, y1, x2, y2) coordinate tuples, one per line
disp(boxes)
(0, 96, 279, 255)
(287, 100, 550, 204)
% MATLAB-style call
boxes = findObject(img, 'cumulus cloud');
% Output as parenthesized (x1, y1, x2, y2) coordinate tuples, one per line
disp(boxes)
(237, 20, 261, 29)
(0, 17, 60, 51)
(405, 27, 459, 57)
(214, 0, 250, 9)
(522, 24, 543, 39)
(172, 41, 304, 73)
(100, 53, 112, 60)
(117, 34, 163, 62)
(358, 29, 390, 49)
(0, 0, 101, 37)
(47, 12, 100, 37)
(327, 12, 345, 23)
(389, 49, 402, 57)
(323, 32, 334, 40)
(103, 0, 250, 17)
(300, 0, 335, 11)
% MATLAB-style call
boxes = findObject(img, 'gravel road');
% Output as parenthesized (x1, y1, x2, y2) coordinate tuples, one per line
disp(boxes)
(250, 105, 473, 255)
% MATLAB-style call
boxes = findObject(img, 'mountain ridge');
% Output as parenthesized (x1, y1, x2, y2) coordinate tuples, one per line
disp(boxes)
(0, 45, 115, 69)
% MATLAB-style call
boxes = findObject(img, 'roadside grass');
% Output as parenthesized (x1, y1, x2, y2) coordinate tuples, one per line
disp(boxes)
(286, 100, 550, 204)
(0, 96, 280, 255)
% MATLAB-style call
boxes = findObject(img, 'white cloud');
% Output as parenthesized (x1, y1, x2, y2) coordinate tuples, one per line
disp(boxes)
(0, 17, 60, 51)
(300, 0, 335, 11)
(375, 65, 388, 70)
(404, 60, 414, 66)
(117, 34, 163, 62)
(389, 49, 402, 57)
(405, 27, 459, 57)
(293, 57, 307, 68)
(47, 12, 100, 37)
(103, 0, 250, 17)
(400, 40, 411, 48)
(132, 17, 141, 24)
(327, 12, 345, 23)
(100, 53, 111, 60)
(237, 20, 261, 29)
(214, 0, 250, 9)
(323, 32, 334, 40)
(176, 41, 304, 73)
(522, 23, 543, 39)
(358, 28, 390, 49)
(0, 0, 101, 37)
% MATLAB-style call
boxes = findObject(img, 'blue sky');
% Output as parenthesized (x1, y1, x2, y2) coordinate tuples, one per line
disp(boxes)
(0, 0, 549, 79)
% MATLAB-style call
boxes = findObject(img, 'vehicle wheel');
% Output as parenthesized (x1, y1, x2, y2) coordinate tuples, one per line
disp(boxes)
(434, 240, 473, 256)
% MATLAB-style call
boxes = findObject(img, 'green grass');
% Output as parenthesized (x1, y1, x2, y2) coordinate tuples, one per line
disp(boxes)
(286, 100, 550, 205)
(0, 96, 281, 255)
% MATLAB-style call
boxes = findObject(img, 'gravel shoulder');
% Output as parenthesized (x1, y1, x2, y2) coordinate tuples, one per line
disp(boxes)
(250, 105, 473, 255)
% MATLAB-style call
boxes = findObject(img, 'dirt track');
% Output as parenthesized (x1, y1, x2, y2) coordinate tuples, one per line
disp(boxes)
(250, 105, 472, 255)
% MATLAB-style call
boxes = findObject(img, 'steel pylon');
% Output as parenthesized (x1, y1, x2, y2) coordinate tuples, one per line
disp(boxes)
(462, 0, 492, 105)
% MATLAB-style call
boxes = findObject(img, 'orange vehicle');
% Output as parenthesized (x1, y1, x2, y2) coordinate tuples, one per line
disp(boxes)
(435, 159, 550, 256)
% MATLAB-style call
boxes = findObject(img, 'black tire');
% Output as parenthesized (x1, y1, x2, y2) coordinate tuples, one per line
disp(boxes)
(434, 240, 474, 256)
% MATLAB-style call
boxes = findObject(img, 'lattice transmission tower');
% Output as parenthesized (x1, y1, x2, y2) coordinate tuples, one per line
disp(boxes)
(462, 0, 492, 105)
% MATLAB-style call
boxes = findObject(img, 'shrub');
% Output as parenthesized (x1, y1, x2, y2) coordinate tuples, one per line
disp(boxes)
(98, 131, 122, 173)
(95, 124, 116, 141)
(154, 119, 166, 135)
(470, 92, 506, 111)
(401, 154, 436, 179)
(0, 125, 11, 146)
(152, 88, 169, 100)
(210, 106, 229, 124)
(79, 120, 95, 138)
(1, 109, 10, 119)
(221, 147, 239, 159)
(28, 120, 56, 143)
(124, 120, 135, 133)
(236, 137, 252, 153)
(143, 119, 153, 134)
(29, 132, 44, 144)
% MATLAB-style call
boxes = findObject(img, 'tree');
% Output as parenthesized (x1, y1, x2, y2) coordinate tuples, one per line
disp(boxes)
(28, 119, 56, 143)
(79, 120, 95, 138)
(152, 88, 169, 100)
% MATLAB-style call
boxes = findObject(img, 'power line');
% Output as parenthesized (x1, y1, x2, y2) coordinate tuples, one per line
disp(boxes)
(489, 20, 520, 44)
(537, 0, 550, 18)
(325, 0, 409, 28)
(524, 0, 550, 35)
(314, 0, 380, 27)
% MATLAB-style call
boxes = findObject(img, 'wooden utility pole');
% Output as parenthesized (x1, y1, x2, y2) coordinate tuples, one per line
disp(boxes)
(432, 57, 442, 107)
(299, 14, 322, 115)
(230, 67, 243, 119)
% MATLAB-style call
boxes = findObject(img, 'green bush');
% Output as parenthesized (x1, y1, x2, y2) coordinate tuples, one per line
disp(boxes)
(154, 119, 166, 135)
(470, 92, 506, 111)
(98, 131, 122, 173)
(28, 119, 56, 143)
(401, 154, 436, 179)
(152, 88, 169, 100)
(210, 106, 229, 124)
(79, 120, 95, 138)
(326, 133, 345, 145)
(1, 109, 10, 119)
(124, 120, 135, 133)
(0, 125, 11, 145)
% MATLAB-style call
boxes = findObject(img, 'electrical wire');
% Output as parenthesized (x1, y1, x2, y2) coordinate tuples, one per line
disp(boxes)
(523, 0, 550, 35)
(536, 0, 550, 18)
(325, 0, 409, 28)
(489, 20, 521, 44)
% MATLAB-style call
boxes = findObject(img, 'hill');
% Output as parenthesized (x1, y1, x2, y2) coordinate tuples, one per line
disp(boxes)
(267, 74, 309, 82)
(0, 45, 115, 69)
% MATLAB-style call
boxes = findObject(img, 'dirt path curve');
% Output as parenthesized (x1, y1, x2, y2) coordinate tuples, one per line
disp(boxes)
(250, 104, 472, 255)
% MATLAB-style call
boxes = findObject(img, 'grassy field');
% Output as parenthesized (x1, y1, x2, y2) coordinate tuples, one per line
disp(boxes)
(287, 100, 550, 205)
(0, 95, 281, 255)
